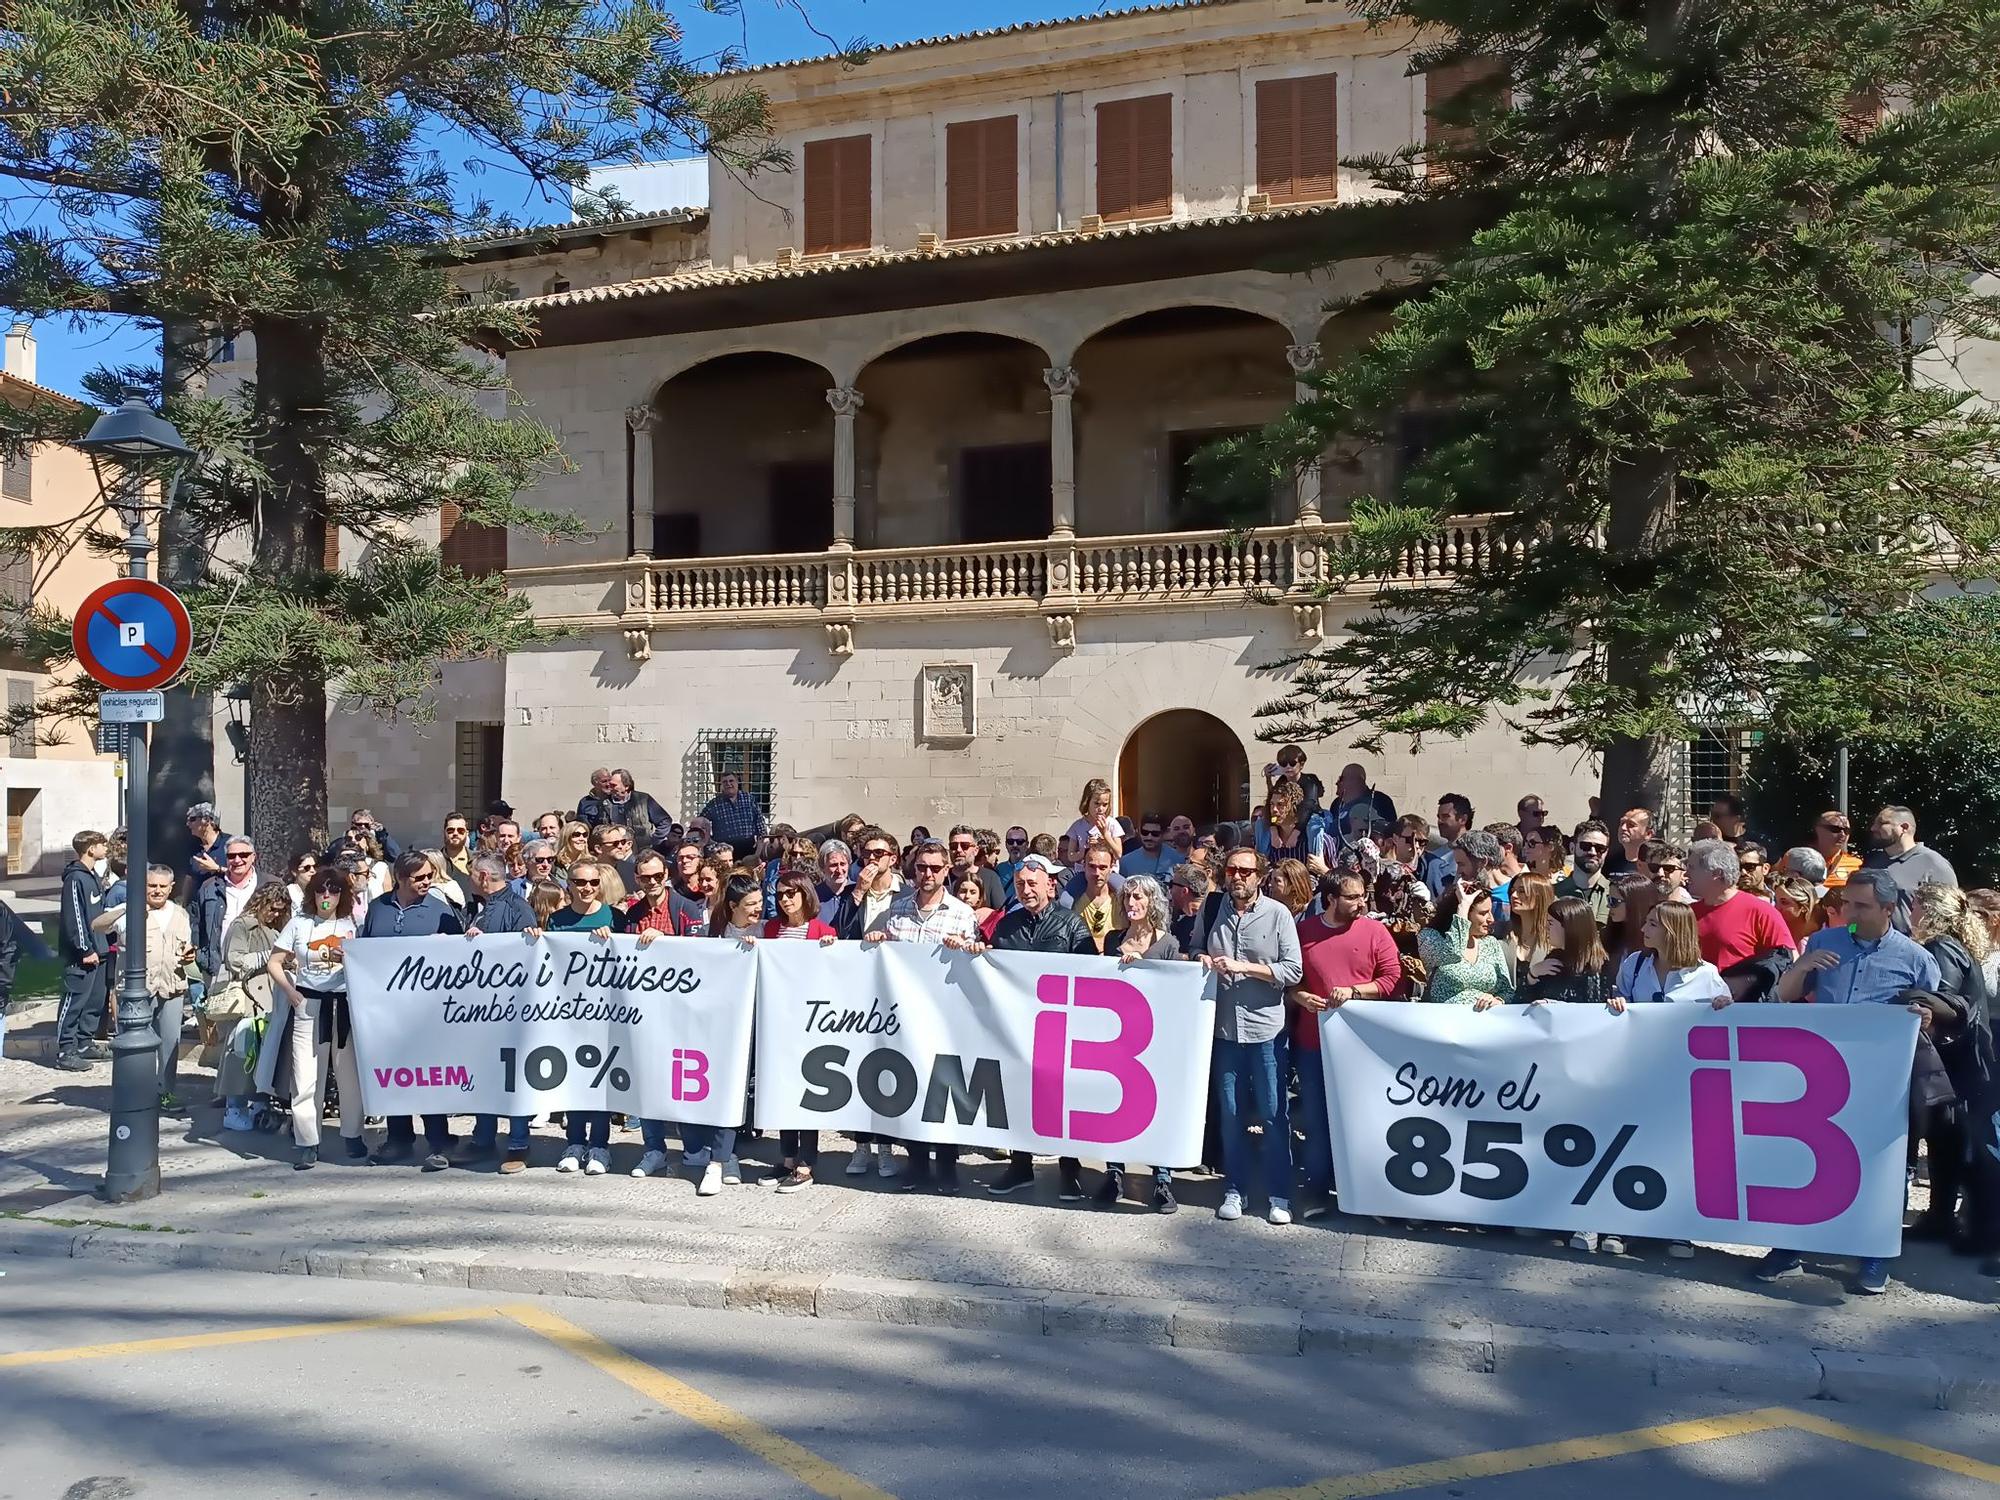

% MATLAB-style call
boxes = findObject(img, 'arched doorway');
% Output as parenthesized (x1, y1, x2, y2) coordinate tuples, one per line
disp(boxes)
(1118, 710, 1251, 830)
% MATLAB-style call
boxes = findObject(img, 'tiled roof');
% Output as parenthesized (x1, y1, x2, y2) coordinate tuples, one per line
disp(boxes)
(0, 370, 86, 412)
(449, 206, 706, 254)
(722, 0, 1244, 77)
(508, 200, 1368, 312)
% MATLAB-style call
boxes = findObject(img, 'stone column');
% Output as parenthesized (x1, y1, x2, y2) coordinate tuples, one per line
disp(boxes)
(1286, 342, 1323, 524)
(625, 403, 659, 556)
(1043, 366, 1079, 537)
(826, 386, 864, 551)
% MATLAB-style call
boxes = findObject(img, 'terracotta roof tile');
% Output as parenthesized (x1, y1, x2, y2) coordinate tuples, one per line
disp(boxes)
(508, 200, 1366, 311)
(722, 0, 1245, 77)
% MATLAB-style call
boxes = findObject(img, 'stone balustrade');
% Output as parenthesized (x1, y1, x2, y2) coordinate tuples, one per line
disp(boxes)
(505, 516, 1511, 659)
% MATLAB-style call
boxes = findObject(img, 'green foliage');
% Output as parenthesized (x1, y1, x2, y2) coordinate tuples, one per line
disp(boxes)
(0, 0, 782, 838)
(1215, 0, 2000, 806)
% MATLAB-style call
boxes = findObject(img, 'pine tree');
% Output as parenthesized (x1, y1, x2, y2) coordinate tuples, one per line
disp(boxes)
(0, 0, 778, 854)
(1215, 0, 2000, 817)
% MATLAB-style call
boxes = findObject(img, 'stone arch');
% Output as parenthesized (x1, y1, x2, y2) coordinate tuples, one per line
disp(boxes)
(851, 330, 1059, 549)
(642, 344, 839, 407)
(645, 350, 840, 557)
(845, 320, 1058, 383)
(1118, 708, 1253, 831)
(1070, 304, 1299, 536)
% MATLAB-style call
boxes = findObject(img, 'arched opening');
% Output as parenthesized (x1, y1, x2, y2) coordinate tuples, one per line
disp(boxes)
(853, 331, 1054, 548)
(647, 351, 836, 557)
(1072, 306, 1295, 537)
(1118, 709, 1251, 831)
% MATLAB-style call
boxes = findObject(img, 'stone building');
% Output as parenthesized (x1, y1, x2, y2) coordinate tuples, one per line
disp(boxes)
(316, 0, 1600, 833)
(0, 324, 122, 872)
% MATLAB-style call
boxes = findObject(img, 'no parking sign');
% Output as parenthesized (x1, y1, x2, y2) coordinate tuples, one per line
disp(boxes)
(71, 579, 193, 691)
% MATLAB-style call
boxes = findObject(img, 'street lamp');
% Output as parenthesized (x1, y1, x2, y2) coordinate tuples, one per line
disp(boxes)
(77, 397, 194, 1204)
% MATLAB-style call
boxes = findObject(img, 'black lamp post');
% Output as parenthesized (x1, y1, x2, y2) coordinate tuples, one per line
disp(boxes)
(77, 397, 194, 1203)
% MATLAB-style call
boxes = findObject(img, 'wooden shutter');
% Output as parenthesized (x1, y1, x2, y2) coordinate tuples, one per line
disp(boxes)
(946, 116, 1019, 241)
(1257, 74, 1338, 204)
(1097, 94, 1173, 223)
(804, 134, 871, 254)
(440, 500, 507, 579)
(322, 524, 339, 571)
(1425, 56, 1510, 152)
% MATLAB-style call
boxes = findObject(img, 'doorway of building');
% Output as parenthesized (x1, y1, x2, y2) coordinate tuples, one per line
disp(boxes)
(1117, 709, 1250, 830)
(5, 787, 33, 877)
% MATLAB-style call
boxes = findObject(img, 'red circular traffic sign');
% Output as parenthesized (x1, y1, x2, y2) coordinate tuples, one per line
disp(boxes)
(72, 579, 194, 691)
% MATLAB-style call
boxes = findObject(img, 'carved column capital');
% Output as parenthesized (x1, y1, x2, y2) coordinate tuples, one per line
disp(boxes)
(1043, 366, 1080, 399)
(625, 403, 660, 433)
(825, 386, 865, 418)
(1285, 342, 1322, 377)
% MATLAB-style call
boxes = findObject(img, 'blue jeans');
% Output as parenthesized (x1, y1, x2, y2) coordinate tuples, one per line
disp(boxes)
(1293, 1043, 1335, 1199)
(472, 1113, 532, 1151)
(1215, 1035, 1294, 1204)
(682, 1123, 737, 1162)
(641, 1118, 672, 1153)
(565, 1111, 611, 1149)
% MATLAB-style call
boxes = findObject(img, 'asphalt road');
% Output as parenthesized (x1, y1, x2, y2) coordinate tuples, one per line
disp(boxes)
(3, 1261, 1996, 1500)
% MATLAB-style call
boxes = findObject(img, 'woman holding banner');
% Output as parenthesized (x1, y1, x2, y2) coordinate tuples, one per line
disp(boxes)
(267, 867, 364, 1170)
(547, 861, 660, 1177)
(686, 873, 763, 1193)
(1102, 875, 1184, 1213)
(765, 872, 841, 1193)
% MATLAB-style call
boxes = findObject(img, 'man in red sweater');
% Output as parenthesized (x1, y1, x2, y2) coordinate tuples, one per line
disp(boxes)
(1688, 838, 1796, 999)
(1290, 871, 1404, 1219)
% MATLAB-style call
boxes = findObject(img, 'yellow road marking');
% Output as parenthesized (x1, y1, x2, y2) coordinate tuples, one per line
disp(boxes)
(1782, 1408, 2000, 1486)
(504, 1303, 898, 1500)
(1216, 1408, 1797, 1500)
(0, 1303, 506, 1368)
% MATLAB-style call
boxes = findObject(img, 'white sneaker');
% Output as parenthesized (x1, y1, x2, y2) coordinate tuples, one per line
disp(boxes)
(632, 1150, 668, 1178)
(556, 1144, 586, 1173)
(720, 1154, 742, 1185)
(1268, 1199, 1293, 1227)
(845, 1145, 872, 1176)
(1668, 1239, 1696, 1259)
(697, 1160, 723, 1196)
(585, 1148, 610, 1176)
(1599, 1234, 1626, 1256)
(877, 1147, 898, 1178)
(1568, 1231, 1598, 1252)
(1217, 1190, 1244, 1221)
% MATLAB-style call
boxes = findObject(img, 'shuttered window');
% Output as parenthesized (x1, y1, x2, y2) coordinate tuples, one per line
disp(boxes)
(1, 451, 29, 501)
(8, 678, 35, 759)
(1424, 56, 1510, 154)
(322, 524, 339, 571)
(440, 501, 507, 578)
(803, 134, 872, 254)
(945, 115, 1019, 241)
(1256, 74, 1339, 204)
(1096, 94, 1173, 223)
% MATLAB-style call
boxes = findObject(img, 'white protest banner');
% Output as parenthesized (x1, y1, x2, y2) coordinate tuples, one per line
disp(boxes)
(344, 933, 755, 1123)
(1323, 1003, 1918, 1256)
(753, 941, 1214, 1165)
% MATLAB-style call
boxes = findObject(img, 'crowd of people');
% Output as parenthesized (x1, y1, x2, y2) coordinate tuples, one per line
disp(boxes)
(38, 751, 2000, 1296)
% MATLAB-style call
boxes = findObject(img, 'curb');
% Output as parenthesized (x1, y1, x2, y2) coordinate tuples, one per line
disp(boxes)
(1, 1217, 1984, 1411)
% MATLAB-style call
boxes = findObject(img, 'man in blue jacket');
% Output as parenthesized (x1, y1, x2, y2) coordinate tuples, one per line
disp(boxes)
(357, 852, 463, 1168)
(54, 830, 111, 1071)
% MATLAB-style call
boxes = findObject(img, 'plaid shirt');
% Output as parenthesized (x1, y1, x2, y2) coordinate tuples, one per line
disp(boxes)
(699, 792, 767, 847)
(881, 890, 979, 946)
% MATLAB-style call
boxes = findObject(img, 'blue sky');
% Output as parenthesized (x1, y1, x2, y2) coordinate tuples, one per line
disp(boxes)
(24, 0, 1126, 399)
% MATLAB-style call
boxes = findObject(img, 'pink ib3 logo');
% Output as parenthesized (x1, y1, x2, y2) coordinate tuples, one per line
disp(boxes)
(1688, 1025, 1862, 1226)
(1030, 974, 1158, 1144)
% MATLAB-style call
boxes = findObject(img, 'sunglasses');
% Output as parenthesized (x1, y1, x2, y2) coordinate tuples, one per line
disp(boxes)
(529, 854, 555, 863)
(1141, 828, 1162, 837)
(1226, 866, 1259, 878)
(1740, 861, 1764, 872)
(571, 879, 601, 889)
(1655, 863, 1684, 874)
(295, 860, 317, 870)
(445, 825, 468, 835)
(1005, 837, 1027, 846)
(638, 870, 668, 881)
(914, 862, 947, 874)
(1819, 823, 1849, 834)
(864, 848, 896, 860)
(950, 840, 976, 850)
(226, 852, 254, 862)
(1576, 842, 1609, 854)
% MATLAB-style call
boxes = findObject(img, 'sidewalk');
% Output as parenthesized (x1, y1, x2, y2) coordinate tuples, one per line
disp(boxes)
(3, 1051, 1994, 1408)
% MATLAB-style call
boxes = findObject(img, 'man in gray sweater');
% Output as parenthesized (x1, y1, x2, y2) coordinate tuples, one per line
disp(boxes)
(1188, 848, 1303, 1226)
